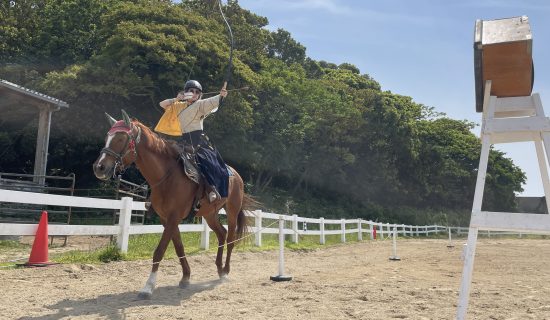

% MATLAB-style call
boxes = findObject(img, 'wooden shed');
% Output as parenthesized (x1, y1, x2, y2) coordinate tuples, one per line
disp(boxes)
(0, 79, 68, 185)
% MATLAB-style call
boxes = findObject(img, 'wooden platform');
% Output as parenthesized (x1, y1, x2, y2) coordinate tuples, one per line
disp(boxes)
(474, 16, 534, 112)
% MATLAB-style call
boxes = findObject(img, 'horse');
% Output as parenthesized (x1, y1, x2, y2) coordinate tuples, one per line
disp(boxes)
(92, 110, 257, 299)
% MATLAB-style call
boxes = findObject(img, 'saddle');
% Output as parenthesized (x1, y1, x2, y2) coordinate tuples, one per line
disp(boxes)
(178, 144, 209, 221)
(179, 144, 201, 185)
(145, 143, 209, 222)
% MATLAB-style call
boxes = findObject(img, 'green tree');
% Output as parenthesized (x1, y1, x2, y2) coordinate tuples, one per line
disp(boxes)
(0, 0, 527, 222)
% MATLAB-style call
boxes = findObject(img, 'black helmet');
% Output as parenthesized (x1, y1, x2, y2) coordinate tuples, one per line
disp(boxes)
(184, 80, 202, 92)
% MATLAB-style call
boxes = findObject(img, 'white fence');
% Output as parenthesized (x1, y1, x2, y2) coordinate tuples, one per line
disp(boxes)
(449, 226, 535, 238)
(0, 189, 446, 253)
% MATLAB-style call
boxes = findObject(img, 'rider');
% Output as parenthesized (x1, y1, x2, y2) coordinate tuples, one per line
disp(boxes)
(155, 80, 229, 203)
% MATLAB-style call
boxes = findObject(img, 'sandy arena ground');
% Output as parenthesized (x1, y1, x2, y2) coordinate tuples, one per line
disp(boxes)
(1, 238, 550, 319)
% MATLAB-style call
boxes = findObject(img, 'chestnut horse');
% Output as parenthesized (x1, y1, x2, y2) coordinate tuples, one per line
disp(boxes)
(93, 110, 256, 299)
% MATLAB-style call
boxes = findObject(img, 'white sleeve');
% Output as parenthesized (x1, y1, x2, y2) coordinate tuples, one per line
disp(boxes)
(197, 95, 221, 115)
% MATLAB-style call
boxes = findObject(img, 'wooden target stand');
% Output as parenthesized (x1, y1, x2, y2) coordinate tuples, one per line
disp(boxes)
(456, 16, 550, 319)
(456, 80, 550, 318)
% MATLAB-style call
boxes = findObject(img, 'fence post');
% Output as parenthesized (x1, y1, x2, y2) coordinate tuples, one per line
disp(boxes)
(320, 217, 325, 244)
(117, 197, 133, 253)
(447, 227, 454, 248)
(369, 221, 374, 240)
(341, 219, 346, 243)
(292, 214, 299, 244)
(255, 210, 262, 247)
(358, 219, 362, 241)
(200, 217, 210, 250)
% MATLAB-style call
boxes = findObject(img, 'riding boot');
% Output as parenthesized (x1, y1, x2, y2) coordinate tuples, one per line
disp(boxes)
(208, 186, 221, 203)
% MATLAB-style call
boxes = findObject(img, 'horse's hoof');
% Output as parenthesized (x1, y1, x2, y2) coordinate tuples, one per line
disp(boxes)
(218, 273, 229, 280)
(137, 291, 152, 300)
(179, 279, 190, 288)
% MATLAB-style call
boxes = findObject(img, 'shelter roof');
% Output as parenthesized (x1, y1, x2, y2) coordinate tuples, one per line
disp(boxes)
(0, 79, 68, 108)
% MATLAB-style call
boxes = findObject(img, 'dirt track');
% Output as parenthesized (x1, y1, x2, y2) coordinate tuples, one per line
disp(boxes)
(1, 238, 550, 319)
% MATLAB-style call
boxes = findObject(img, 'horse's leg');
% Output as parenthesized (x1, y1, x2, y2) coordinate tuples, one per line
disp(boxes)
(203, 208, 227, 278)
(170, 227, 191, 287)
(138, 216, 180, 299)
(222, 205, 240, 276)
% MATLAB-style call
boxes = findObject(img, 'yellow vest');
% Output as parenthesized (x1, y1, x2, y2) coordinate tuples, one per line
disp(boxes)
(154, 101, 188, 136)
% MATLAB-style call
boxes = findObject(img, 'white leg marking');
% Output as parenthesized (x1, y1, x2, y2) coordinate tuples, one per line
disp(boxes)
(138, 271, 157, 299)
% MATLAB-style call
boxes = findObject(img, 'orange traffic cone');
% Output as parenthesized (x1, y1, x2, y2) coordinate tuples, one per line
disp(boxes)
(25, 211, 54, 267)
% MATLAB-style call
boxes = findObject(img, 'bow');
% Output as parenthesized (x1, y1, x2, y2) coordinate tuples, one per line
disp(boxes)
(217, 0, 234, 106)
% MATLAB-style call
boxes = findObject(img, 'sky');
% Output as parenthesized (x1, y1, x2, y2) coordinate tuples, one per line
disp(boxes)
(237, 0, 550, 197)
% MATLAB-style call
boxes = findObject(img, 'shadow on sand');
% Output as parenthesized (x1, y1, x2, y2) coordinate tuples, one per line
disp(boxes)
(19, 278, 227, 320)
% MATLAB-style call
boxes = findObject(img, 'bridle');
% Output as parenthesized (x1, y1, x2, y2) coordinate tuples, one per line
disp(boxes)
(99, 117, 177, 189)
(100, 121, 141, 177)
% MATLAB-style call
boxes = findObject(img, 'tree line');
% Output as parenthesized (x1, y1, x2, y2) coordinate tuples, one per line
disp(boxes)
(0, 0, 525, 225)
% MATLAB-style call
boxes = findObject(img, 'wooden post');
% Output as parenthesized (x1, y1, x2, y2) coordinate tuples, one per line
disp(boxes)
(292, 214, 299, 244)
(320, 217, 325, 244)
(200, 217, 210, 250)
(341, 219, 346, 243)
(358, 219, 362, 241)
(369, 222, 374, 240)
(255, 210, 262, 247)
(117, 197, 133, 253)
(33, 106, 53, 185)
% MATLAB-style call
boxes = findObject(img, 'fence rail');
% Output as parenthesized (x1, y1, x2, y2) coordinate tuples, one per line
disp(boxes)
(0, 189, 456, 253)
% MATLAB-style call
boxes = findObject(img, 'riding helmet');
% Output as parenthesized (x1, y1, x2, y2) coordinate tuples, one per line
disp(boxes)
(184, 80, 202, 92)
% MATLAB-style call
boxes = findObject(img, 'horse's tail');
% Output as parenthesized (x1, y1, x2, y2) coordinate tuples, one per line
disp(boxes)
(235, 193, 262, 244)
(236, 209, 247, 244)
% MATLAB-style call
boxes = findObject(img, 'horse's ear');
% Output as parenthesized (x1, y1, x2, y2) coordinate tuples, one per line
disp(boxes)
(121, 109, 131, 126)
(105, 113, 117, 127)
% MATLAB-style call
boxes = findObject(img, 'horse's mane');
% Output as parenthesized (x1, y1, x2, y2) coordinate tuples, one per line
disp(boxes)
(133, 120, 180, 158)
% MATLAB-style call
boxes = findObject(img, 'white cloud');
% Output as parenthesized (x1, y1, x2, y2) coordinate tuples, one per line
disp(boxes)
(245, 0, 354, 15)
(457, 0, 550, 11)
(286, 0, 354, 15)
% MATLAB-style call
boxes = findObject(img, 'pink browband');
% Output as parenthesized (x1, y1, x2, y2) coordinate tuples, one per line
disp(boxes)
(108, 120, 132, 135)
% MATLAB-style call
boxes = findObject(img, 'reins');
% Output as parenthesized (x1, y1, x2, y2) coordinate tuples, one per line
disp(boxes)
(128, 123, 189, 190)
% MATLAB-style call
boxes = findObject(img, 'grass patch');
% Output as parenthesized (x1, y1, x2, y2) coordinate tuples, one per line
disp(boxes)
(0, 240, 31, 268)
(0, 240, 29, 250)
(98, 246, 125, 262)
(54, 246, 121, 264)
(48, 231, 370, 265)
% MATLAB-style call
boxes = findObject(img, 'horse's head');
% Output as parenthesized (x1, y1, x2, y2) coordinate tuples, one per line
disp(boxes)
(93, 110, 141, 181)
